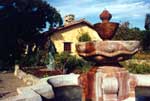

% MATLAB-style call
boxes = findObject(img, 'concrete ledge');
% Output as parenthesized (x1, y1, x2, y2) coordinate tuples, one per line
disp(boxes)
(133, 74, 150, 87)
(17, 87, 42, 101)
(123, 97, 135, 101)
(31, 81, 54, 99)
(12, 65, 80, 100)
(47, 73, 80, 87)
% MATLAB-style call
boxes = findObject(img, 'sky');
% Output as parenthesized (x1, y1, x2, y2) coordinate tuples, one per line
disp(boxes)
(47, 0, 150, 30)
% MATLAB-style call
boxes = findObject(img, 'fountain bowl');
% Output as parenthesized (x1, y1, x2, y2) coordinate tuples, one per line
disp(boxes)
(76, 40, 140, 64)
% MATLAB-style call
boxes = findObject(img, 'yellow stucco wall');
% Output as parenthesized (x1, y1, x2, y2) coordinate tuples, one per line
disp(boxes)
(50, 24, 102, 55)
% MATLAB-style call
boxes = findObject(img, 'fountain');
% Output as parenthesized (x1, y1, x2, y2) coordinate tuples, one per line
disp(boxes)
(76, 10, 140, 101)
(8, 10, 149, 101)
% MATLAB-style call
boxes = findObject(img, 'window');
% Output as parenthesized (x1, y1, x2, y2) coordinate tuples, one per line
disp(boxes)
(64, 42, 72, 53)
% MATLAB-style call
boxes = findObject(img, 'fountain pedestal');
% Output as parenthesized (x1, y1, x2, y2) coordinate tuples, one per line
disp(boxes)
(76, 40, 139, 101)
(80, 66, 132, 101)
(76, 10, 139, 101)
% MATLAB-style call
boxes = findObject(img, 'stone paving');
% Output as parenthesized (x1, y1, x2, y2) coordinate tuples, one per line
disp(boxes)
(0, 72, 27, 100)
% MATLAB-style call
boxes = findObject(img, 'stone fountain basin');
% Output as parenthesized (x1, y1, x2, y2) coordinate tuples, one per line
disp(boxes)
(76, 40, 140, 63)
(47, 74, 82, 101)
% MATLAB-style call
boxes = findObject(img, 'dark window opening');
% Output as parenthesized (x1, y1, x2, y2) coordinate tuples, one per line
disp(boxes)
(64, 42, 72, 53)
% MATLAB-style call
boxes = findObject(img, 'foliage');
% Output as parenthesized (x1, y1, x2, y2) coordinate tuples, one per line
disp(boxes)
(141, 30, 150, 51)
(17, 48, 55, 67)
(113, 21, 150, 51)
(145, 13, 150, 30)
(121, 51, 150, 74)
(113, 22, 143, 40)
(37, 50, 50, 65)
(21, 54, 38, 67)
(0, 0, 62, 66)
(78, 28, 91, 42)
(124, 63, 150, 74)
(16, 38, 56, 67)
(54, 52, 94, 73)
(78, 32, 91, 42)
(132, 51, 150, 60)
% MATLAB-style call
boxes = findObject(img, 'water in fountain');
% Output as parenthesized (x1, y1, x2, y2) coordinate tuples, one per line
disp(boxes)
(136, 87, 150, 101)
(53, 86, 82, 101)
(136, 96, 150, 101)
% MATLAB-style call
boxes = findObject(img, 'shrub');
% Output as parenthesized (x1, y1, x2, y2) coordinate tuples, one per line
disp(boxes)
(121, 62, 150, 74)
(17, 53, 38, 67)
(16, 49, 52, 68)
(142, 31, 150, 51)
(78, 32, 91, 42)
(38, 50, 50, 65)
(132, 51, 150, 60)
(54, 52, 94, 73)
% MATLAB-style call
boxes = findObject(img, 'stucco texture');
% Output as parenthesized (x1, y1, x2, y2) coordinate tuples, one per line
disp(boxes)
(50, 24, 102, 55)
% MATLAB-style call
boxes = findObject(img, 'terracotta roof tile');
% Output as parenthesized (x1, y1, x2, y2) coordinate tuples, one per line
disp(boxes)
(50, 19, 95, 34)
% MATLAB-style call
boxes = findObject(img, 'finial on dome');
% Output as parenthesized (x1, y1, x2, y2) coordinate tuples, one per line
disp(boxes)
(94, 10, 119, 40)
(100, 9, 112, 22)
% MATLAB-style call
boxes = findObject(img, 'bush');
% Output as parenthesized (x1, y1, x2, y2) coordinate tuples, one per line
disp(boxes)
(132, 51, 150, 60)
(54, 52, 93, 73)
(121, 62, 150, 74)
(17, 53, 38, 67)
(16, 49, 51, 68)
(78, 32, 91, 42)
(142, 30, 150, 51)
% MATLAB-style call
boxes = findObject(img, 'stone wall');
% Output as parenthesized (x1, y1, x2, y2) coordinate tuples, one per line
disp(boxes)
(2, 65, 80, 101)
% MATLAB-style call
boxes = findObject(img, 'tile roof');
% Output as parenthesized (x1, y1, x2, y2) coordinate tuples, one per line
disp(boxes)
(49, 19, 95, 34)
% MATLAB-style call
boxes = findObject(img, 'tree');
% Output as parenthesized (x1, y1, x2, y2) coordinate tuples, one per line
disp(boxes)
(142, 30, 150, 51)
(142, 14, 150, 51)
(145, 14, 150, 30)
(0, 0, 62, 67)
(113, 21, 150, 51)
(113, 21, 142, 40)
